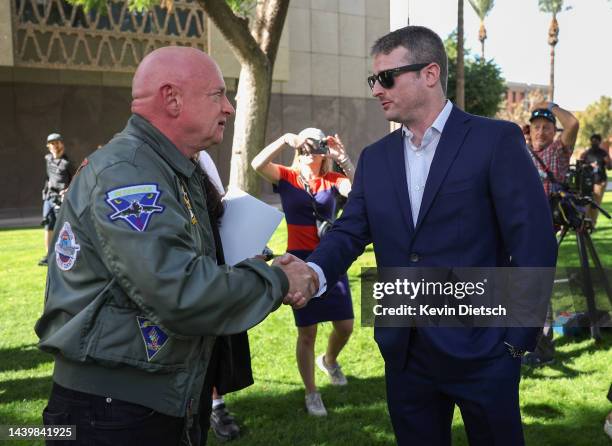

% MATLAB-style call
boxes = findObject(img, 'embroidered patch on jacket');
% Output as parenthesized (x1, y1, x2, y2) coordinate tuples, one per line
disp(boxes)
(137, 316, 169, 361)
(105, 184, 164, 232)
(55, 222, 81, 271)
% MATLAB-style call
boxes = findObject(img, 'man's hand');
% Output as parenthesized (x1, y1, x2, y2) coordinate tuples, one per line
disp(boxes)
(272, 254, 319, 309)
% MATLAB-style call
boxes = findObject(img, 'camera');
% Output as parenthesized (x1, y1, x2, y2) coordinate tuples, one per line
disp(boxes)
(309, 138, 329, 155)
(549, 161, 598, 229)
(565, 160, 594, 197)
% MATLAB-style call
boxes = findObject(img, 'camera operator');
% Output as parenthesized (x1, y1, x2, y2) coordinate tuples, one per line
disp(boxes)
(251, 128, 354, 417)
(39, 133, 74, 266)
(523, 102, 579, 367)
(528, 102, 580, 197)
(580, 134, 612, 227)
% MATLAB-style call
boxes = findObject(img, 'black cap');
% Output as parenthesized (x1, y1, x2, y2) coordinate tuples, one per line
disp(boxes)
(529, 109, 556, 125)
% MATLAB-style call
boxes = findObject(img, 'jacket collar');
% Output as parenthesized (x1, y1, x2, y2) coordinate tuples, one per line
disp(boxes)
(126, 114, 196, 178)
(415, 105, 471, 231)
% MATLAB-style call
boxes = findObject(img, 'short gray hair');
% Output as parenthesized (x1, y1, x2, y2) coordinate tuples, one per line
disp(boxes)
(371, 26, 448, 96)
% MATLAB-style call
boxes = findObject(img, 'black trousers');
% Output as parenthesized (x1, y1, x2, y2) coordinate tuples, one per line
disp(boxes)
(43, 383, 185, 446)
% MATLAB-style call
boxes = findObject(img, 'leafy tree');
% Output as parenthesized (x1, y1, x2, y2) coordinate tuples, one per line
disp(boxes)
(71, 0, 290, 195)
(576, 96, 612, 148)
(445, 33, 505, 117)
(467, 0, 494, 61)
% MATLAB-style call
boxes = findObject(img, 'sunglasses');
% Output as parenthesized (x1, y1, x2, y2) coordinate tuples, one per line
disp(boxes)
(367, 62, 431, 90)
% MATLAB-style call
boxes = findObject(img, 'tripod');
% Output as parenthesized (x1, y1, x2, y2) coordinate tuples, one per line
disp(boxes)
(557, 197, 612, 341)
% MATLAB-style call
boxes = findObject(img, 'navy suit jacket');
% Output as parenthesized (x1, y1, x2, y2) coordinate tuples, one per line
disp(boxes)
(307, 106, 557, 371)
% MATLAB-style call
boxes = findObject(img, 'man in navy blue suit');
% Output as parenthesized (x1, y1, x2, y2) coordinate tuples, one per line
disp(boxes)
(299, 26, 557, 445)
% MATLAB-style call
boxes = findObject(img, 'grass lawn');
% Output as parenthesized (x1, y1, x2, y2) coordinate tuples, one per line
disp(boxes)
(1, 196, 611, 445)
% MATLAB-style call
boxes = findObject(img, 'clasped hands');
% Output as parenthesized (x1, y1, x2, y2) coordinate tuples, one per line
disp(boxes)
(272, 254, 319, 309)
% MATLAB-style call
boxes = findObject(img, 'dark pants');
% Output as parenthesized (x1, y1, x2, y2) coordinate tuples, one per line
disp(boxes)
(43, 383, 185, 446)
(385, 330, 524, 446)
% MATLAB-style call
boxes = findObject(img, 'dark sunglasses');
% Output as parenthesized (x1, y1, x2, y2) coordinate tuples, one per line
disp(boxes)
(367, 62, 431, 90)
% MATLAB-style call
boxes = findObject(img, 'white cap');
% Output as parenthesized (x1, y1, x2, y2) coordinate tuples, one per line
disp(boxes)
(298, 127, 325, 141)
(47, 133, 62, 143)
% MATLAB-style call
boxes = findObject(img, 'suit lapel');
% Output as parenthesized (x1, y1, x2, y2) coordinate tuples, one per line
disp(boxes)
(415, 106, 471, 232)
(385, 129, 415, 232)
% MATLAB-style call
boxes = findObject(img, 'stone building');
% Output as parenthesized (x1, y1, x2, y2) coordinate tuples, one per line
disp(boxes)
(0, 0, 390, 218)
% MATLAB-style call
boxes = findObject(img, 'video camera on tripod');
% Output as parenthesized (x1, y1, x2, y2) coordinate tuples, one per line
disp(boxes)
(549, 160, 611, 230)
(541, 159, 612, 341)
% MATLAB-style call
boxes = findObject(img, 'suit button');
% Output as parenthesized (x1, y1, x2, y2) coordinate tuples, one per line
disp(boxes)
(410, 253, 420, 262)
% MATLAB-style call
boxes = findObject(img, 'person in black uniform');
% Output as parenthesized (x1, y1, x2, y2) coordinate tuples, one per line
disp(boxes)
(580, 134, 611, 227)
(40, 133, 74, 266)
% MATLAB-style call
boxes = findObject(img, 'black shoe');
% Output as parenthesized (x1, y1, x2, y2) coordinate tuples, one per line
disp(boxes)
(210, 403, 240, 442)
(38, 256, 48, 266)
(522, 352, 554, 367)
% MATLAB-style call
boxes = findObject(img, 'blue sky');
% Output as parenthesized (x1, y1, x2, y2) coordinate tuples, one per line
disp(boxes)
(389, 0, 612, 111)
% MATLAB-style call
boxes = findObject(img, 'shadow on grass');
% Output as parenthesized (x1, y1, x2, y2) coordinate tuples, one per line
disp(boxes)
(214, 372, 611, 446)
(522, 404, 611, 446)
(219, 375, 395, 446)
(0, 375, 52, 405)
(0, 344, 53, 374)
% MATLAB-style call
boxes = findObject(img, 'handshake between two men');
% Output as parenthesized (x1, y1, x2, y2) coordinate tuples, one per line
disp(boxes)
(272, 253, 319, 309)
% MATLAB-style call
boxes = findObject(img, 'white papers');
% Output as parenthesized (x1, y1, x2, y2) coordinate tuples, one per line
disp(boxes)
(219, 187, 284, 266)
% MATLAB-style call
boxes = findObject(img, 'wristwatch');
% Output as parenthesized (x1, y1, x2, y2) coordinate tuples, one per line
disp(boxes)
(504, 342, 526, 358)
(547, 102, 558, 112)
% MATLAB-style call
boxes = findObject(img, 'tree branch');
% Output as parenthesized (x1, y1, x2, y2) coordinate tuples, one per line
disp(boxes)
(197, 0, 266, 66)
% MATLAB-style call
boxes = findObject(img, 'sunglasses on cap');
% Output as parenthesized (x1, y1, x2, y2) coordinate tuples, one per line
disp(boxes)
(367, 62, 431, 90)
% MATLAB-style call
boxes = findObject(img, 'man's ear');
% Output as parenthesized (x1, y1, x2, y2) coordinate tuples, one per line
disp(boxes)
(160, 83, 182, 118)
(423, 63, 441, 89)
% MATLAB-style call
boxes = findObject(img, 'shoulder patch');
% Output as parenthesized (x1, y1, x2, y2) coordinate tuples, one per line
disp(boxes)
(55, 222, 81, 271)
(105, 184, 165, 232)
(137, 316, 169, 361)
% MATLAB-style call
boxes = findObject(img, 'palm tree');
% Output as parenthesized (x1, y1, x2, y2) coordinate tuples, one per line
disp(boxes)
(467, 0, 494, 61)
(456, 0, 465, 109)
(538, 0, 565, 101)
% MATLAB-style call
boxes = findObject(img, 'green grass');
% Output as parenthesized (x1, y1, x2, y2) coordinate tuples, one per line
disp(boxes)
(1, 196, 611, 445)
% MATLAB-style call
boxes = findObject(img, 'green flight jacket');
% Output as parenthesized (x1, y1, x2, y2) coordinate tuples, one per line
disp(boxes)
(35, 114, 289, 417)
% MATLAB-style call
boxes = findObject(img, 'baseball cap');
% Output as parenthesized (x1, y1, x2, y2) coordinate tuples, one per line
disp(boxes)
(47, 133, 63, 143)
(529, 109, 556, 125)
(298, 128, 325, 141)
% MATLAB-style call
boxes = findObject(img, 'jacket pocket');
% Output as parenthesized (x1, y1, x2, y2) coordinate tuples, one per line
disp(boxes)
(438, 178, 476, 195)
(86, 304, 200, 373)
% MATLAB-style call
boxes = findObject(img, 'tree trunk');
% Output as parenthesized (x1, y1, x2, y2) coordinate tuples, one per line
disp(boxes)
(229, 62, 272, 194)
(198, 0, 289, 196)
(456, 0, 465, 108)
(547, 13, 559, 102)
(549, 45, 555, 101)
(479, 21, 486, 62)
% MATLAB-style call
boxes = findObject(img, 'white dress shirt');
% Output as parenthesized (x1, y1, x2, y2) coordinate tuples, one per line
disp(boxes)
(403, 100, 453, 226)
(309, 100, 454, 296)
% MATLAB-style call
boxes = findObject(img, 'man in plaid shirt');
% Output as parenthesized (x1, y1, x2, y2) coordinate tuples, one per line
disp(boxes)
(523, 101, 579, 367)
(527, 102, 579, 196)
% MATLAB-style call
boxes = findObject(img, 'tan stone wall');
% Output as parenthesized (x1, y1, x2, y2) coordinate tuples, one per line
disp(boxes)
(0, 0, 392, 212)
(0, 0, 14, 66)
(0, 83, 389, 210)
(283, 0, 389, 99)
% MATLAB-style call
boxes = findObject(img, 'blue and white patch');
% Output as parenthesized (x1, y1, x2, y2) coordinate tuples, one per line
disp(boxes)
(55, 222, 80, 271)
(105, 184, 164, 232)
(137, 316, 169, 361)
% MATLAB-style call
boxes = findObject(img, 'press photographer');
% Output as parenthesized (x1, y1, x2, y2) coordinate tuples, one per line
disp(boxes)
(524, 101, 579, 366)
(527, 101, 580, 197)
(251, 128, 355, 417)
